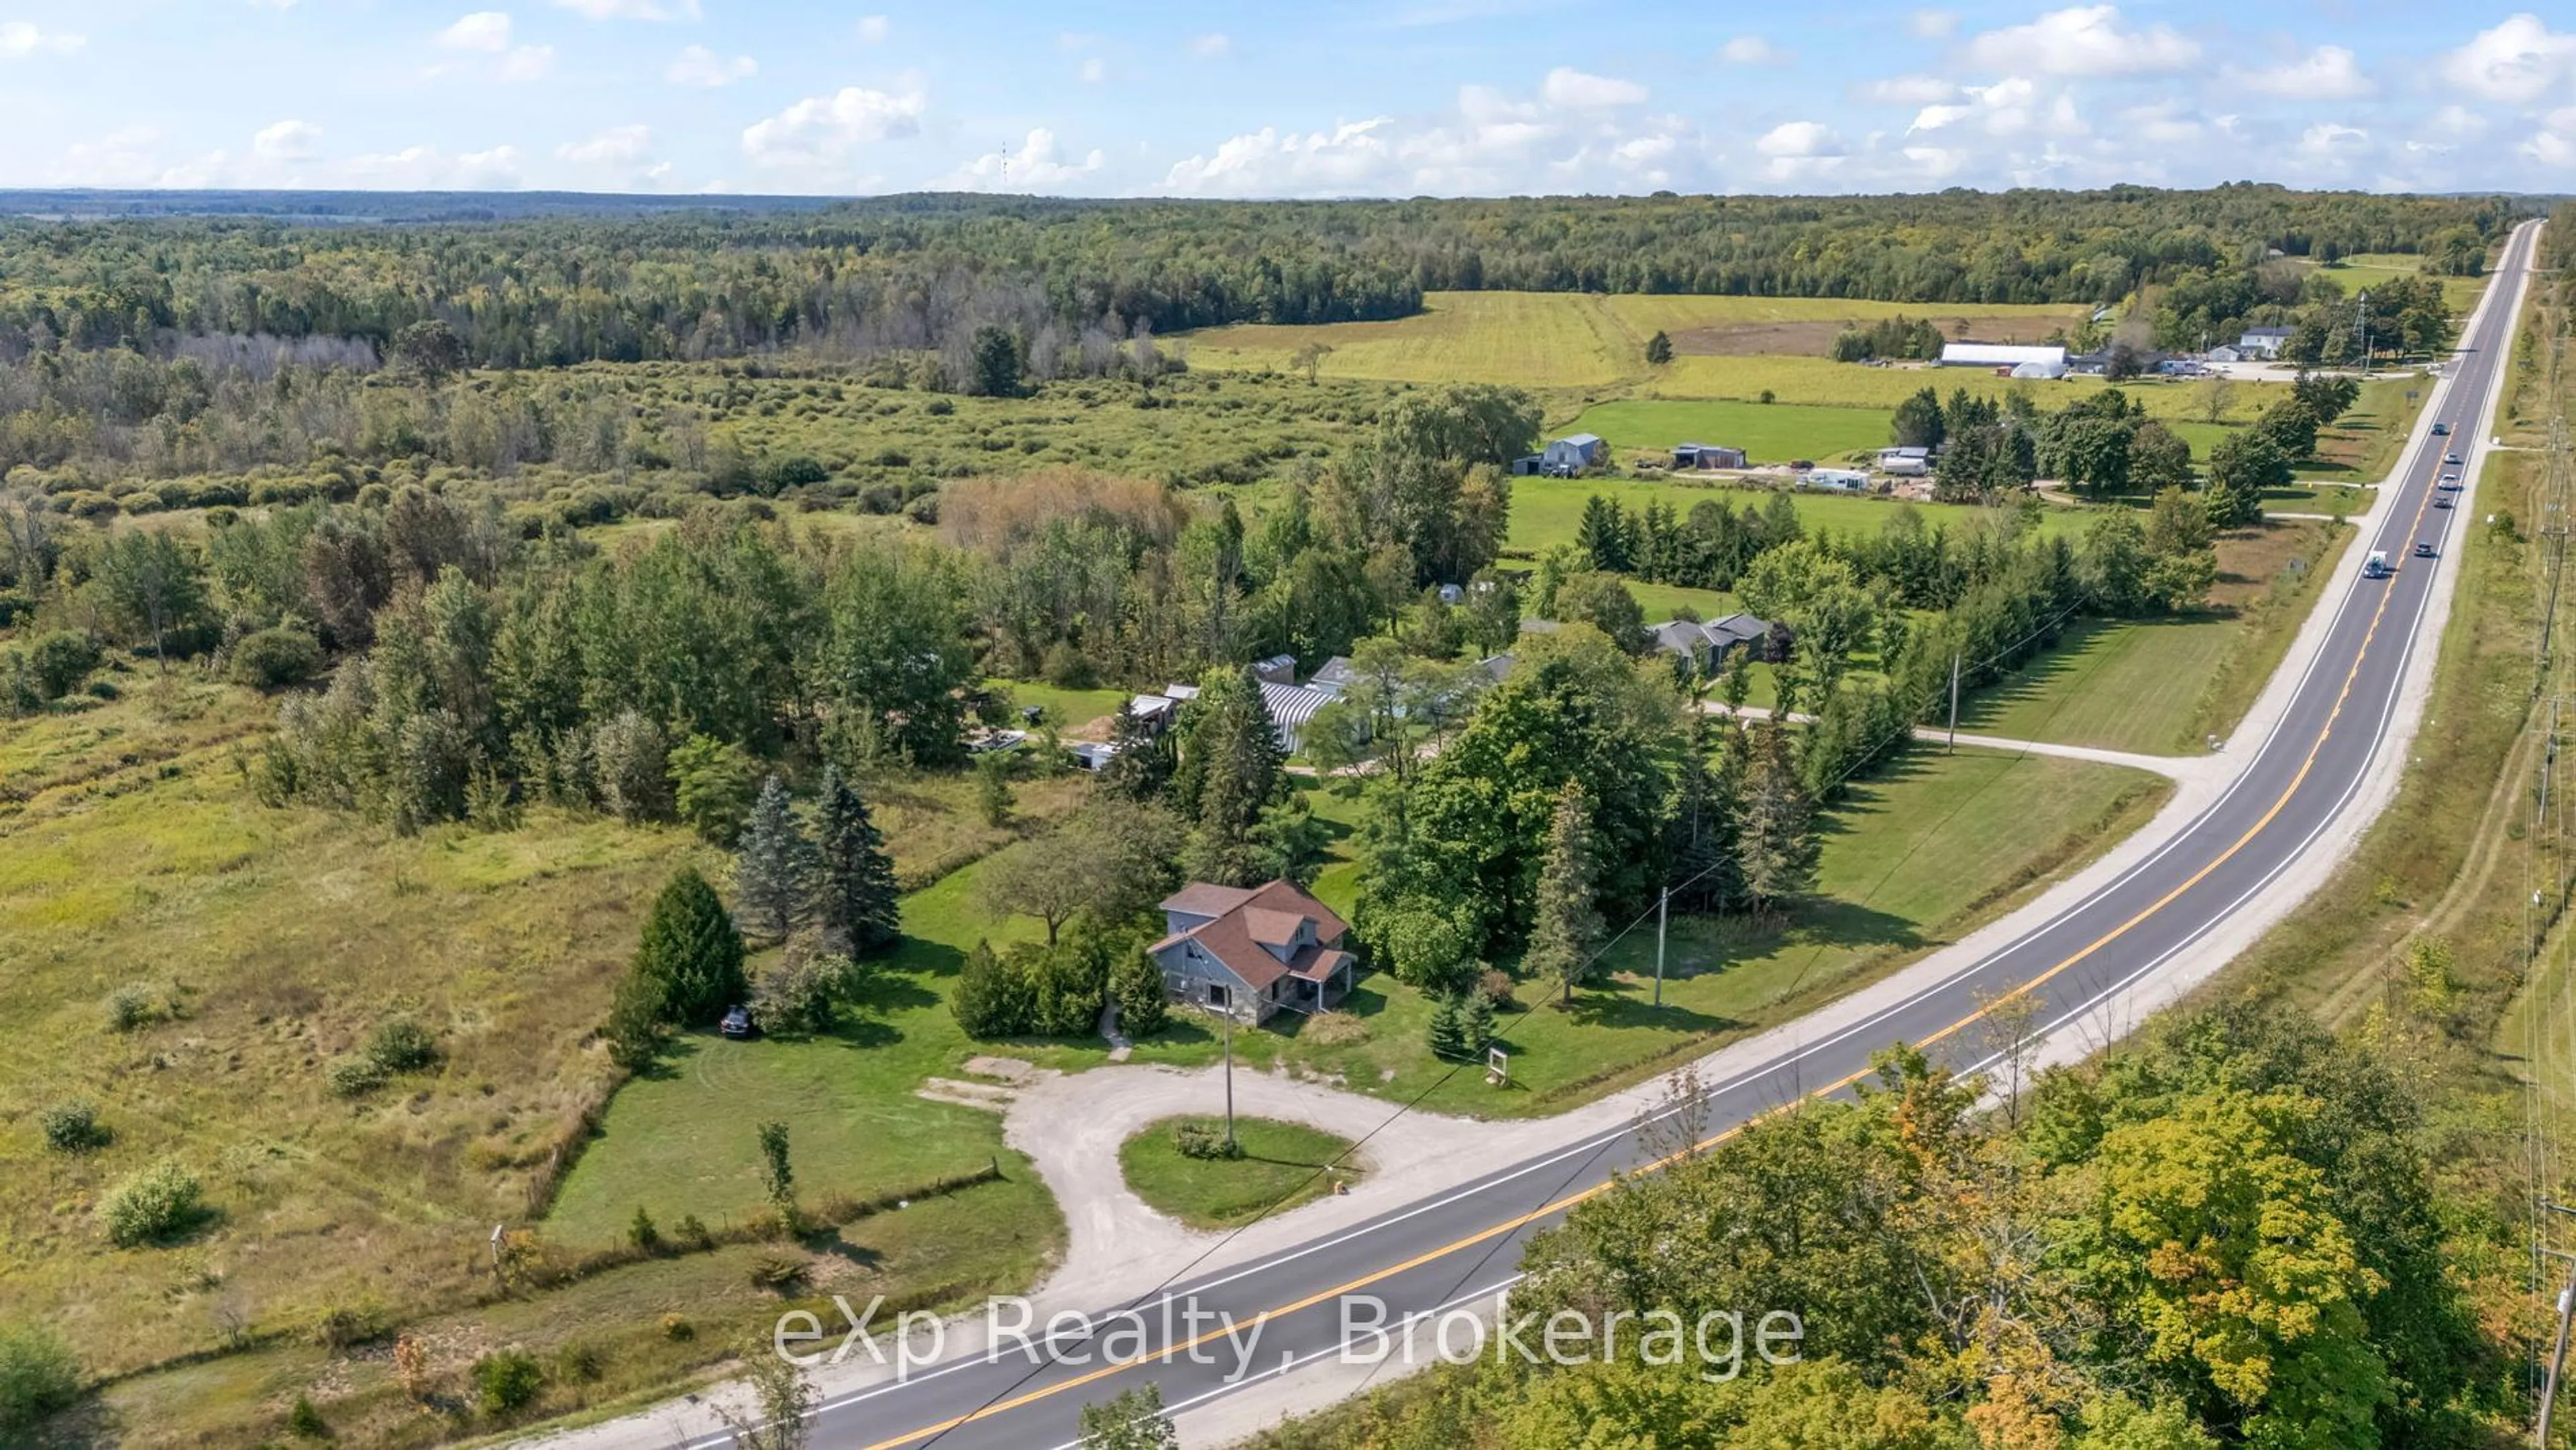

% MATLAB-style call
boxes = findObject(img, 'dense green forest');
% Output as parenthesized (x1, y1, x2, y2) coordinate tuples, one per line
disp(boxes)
(0, 187, 2516, 373)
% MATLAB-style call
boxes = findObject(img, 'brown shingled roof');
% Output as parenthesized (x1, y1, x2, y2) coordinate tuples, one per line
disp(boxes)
(1156, 879, 1350, 993)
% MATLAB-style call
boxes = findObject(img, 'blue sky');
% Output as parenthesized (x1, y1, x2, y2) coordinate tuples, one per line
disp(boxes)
(1, 1, 2571, 195)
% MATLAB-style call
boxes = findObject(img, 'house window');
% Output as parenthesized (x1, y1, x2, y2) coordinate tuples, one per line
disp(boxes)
(1208, 983, 1230, 1009)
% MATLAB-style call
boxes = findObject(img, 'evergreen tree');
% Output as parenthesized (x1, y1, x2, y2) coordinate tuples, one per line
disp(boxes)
(1665, 715, 1744, 914)
(734, 775, 815, 945)
(1459, 990, 1497, 1055)
(1097, 704, 1174, 801)
(1175, 667, 1287, 887)
(1644, 329, 1673, 366)
(1737, 724, 1819, 916)
(951, 939, 1030, 1038)
(634, 867, 748, 1026)
(1109, 949, 1170, 1037)
(814, 766, 900, 954)
(1523, 780, 1606, 1006)
(1576, 495, 1635, 572)
(1428, 995, 1471, 1059)
(604, 970, 667, 1072)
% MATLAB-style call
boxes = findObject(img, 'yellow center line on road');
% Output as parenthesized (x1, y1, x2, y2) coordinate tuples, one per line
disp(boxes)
(857, 351, 2477, 1450)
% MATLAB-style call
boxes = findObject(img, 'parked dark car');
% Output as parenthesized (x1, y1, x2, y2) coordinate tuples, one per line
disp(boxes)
(720, 1004, 756, 1039)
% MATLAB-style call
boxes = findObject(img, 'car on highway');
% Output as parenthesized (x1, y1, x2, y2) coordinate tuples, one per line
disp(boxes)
(2440, 472, 2461, 485)
(2445, 452, 2465, 466)
(2435, 495, 2455, 509)
(2363, 550, 2393, 578)
(2433, 422, 2451, 435)
(2415, 541, 2438, 558)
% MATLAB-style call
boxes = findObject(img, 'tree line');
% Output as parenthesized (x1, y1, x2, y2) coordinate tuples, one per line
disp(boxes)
(0, 187, 2511, 378)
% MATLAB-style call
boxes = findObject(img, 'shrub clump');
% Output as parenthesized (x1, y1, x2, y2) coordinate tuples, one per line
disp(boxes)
(230, 625, 324, 690)
(38, 1100, 111, 1153)
(103, 982, 171, 1033)
(325, 1056, 390, 1098)
(365, 1017, 441, 1074)
(471, 1349, 545, 1417)
(1174, 1121, 1241, 1161)
(99, 1159, 207, 1247)
(0, 1321, 81, 1433)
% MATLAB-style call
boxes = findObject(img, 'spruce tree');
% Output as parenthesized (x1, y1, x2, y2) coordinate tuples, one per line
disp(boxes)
(1097, 705, 1174, 801)
(735, 775, 815, 945)
(1109, 948, 1170, 1037)
(635, 867, 748, 1026)
(1460, 990, 1497, 1055)
(1665, 715, 1743, 914)
(1177, 668, 1287, 887)
(951, 939, 1028, 1038)
(1737, 723, 1820, 917)
(1427, 995, 1469, 1059)
(1523, 780, 1605, 1006)
(814, 766, 900, 954)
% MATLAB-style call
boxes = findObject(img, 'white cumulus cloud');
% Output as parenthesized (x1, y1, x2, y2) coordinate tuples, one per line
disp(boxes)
(2227, 45, 2372, 100)
(1964, 5, 2198, 76)
(437, 11, 513, 50)
(1163, 119, 1397, 196)
(1860, 74, 1957, 105)
(558, 123, 651, 164)
(667, 43, 755, 86)
(253, 119, 321, 162)
(2440, 14, 2576, 105)
(551, 0, 698, 19)
(741, 79, 928, 168)
(1719, 36, 1786, 66)
(1540, 66, 1646, 107)
(0, 19, 83, 56)
(940, 128, 1106, 191)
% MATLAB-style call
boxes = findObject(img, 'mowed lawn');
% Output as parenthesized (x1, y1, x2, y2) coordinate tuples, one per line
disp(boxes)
(1564, 398, 1894, 466)
(1650, 355, 2286, 424)
(1957, 617, 2242, 754)
(1507, 475, 2088, 558)
(1119, 1116, 1360, 1230)
(1272, 747, 2168, 1117)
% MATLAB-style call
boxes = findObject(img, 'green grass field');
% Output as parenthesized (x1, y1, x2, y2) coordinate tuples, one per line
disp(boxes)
(1957, 617, 2241, 754)
(1118, 1117, 1360, 1229)
(1956, 519, 2350, 754)
(2304, 253, 2487, 315)
(1562, 398, 1895, 466)
(1273, 747, 2169, 1116)
(1650, 354, 2285, 424)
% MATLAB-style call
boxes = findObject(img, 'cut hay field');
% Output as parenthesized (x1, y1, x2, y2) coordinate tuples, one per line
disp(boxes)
(1183, 291, 2090, 390)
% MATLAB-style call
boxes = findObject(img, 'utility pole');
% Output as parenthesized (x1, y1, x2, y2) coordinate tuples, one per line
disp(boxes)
(1653, 886, 1670, 1008)
(1947, 653, 1962, 754)
(1221, 1007, 1236, 1154)
(2539, 1200, 2576, 1445)
(2544, 1249, 2576, 1443)
(2357, 289, 2372, 378)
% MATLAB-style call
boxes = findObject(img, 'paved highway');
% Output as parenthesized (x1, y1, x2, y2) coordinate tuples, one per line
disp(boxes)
(694, 219, 2543, 1450)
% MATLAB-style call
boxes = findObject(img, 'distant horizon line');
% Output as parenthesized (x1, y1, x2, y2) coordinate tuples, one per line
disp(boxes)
(0, 182, 2561, 209)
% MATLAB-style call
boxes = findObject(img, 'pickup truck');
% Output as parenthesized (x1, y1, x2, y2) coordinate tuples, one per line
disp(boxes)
(2363, 550, 2393, 579)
